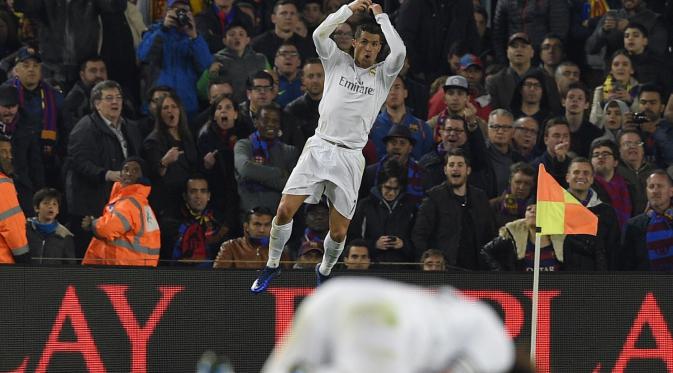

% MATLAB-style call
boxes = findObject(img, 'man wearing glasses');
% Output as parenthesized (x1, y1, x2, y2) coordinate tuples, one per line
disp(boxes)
(512, 116, 540, 161)
(65, 80, 143, 258)
(484, 109, 523, 197)
(251, 0, 405, 292)
(616, 129, 655, 214)
(238, 70, 277, 134)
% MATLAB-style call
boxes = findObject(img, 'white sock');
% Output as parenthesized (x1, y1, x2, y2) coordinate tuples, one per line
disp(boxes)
(319, 232, 345, 276)
(267, 217, 293, 268)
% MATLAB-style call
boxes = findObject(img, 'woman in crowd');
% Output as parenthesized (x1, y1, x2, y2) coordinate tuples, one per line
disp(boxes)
(481, 202, 606, 271)
(589, 50, 638, 126)
(596, 99, 630, 143)
(143, 91, 198, 219)
(196, 94, 243, 233)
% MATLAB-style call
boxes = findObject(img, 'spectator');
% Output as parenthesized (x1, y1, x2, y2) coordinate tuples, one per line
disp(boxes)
(198, 22, 268, 104)
(483, 109, 523, 197)
(0, 135, 28, 264)
(274, 42, 303, 107)
(81, 156, 161, 267)
(596, 99, 629, 143)
(589, 50, 638, 126)
(539, 34, 565, 80)
(65, 80, 143, 258)
(490, 162, 535, 227)
(250, 0, 315, 65)
(194, 0, 254, 53)
(429, 75, 485, 138)
(298, 202, 330, 263)
(342, 238, 371, 270)
(26, 187, 75, 265)
(586, 0, 667, 63)
(511, 117, 540, 161)
(623, 22, 673, 96)
(621, 170, 673, 270)
(293, 240, 324, 269)
(0, 85, 43, 214)
(349, 160, 416, 266)
(330, 22, 354, 53)
(396, 0, 479, 83)
(473, 4, 493, 64)
(13, 0, 126, 88)
(590, 139, 634, 230)
(370, 76, 433, 161)
(143, 91, 198, 220)
(427, 56, 491, 127)
(492, 0, 569, 65)
(509, 72, 550, 127)
(62, 56, 108, 136)
(420, 249, 446, 271)
(8, 47, 63, 187)
(616, 129, 654, 214)
(302, 0, 325, 35)
(564, 83, 603, 158)
(138, 85, 174, 139)
(214, 206, 291, 269)
(234, 104, 298, 213)
(482, 201, 606, 271)
(630, 83, 673, 168)
(565, 157, 620, 268)
(239, 70, 276, 133)
(284, 58, 324, 148)
(412, 148, 497, 270)
(164, 175, 230, 267)
(137, 0, 213, 116)
(360, 125, 426, 206)
(197, 94, 243, 229)
(192, 78, 238, 136)
(554, 61, 581, 98)
(531, 117, 572, 186)
(487, 33, 561, 115)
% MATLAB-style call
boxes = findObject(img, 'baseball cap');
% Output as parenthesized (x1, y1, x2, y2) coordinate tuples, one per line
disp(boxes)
(443, 75, 468, 91)
(382, 125, 416, 145)
(14, 47, 41, 64)
(0, 85, 19, 107)
(298, 241, 324, 257)
(167, 0, 190, 8)
(459, 54, 482, 70)
(508, 32, 531, 46)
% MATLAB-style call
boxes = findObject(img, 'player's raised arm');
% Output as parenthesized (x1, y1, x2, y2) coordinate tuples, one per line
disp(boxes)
(370, 3, 406, 77)
(313, 0, 371, 58)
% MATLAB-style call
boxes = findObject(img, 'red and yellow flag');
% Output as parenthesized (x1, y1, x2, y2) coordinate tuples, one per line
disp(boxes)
(535, 164, 598, 235)
(590, 0, 609, 18)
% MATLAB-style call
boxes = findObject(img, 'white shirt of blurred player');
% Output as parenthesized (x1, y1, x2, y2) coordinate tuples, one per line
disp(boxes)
(262, 277, 514, 373)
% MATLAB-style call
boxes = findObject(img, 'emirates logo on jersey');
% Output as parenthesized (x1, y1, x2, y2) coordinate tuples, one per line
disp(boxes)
(338, 76, 375, 95)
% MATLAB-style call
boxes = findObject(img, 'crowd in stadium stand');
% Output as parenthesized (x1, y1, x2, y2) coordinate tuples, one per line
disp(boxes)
(0, 0, 673, 271)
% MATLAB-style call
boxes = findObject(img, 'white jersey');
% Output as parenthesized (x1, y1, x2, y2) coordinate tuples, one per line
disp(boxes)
(312, 5, 406, 150)
(262, 278, 514, 373)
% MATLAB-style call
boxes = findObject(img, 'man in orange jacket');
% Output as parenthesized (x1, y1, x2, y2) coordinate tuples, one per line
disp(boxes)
(81, 156, 161, 266)
(0, 136, 29, 264)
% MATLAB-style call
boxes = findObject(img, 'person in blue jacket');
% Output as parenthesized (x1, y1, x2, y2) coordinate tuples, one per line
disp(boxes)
(137, 0, 213, 117)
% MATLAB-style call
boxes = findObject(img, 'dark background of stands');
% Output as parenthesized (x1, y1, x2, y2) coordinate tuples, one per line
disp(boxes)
(0, 268, 672, 372)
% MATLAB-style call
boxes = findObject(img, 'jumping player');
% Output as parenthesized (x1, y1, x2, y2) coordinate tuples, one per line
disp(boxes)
(251, 0, 406, 293)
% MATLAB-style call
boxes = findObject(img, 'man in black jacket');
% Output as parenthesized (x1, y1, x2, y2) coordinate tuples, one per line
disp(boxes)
(412, 148, 496, 270)
(65, 80, 143, 258)
(284, 58, 324, 149)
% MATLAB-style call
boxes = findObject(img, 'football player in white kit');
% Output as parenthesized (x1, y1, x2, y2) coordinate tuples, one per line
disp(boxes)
(261, 278, 515, 373)
(251, 0, 406, 293)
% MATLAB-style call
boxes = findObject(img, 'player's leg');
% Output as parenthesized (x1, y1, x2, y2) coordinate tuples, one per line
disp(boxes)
(251, 193, 308, 294)
(267, 193, 308, 267)
(317, 204, 351, 279)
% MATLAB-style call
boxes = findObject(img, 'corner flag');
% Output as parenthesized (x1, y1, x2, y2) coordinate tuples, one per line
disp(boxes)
(535, 164, 598, 235)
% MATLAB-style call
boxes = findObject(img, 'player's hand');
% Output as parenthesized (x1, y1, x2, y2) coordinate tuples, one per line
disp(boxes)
(369, 3, 383, 16)
(348, 0, 371, 14)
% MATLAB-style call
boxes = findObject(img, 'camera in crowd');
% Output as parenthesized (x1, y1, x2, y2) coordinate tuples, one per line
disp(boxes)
(174, 8, 191, 27)
(631, 112, 650, 124)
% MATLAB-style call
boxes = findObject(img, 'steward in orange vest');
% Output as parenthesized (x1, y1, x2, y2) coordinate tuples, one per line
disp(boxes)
(0, 168, 29, 264)
(82, 157, 160, 266)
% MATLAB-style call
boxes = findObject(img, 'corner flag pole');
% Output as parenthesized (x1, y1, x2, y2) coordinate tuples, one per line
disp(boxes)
(530, 227, 542, 367)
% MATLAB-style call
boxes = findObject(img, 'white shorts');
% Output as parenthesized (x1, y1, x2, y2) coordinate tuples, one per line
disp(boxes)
(283, 135, 365, 219)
